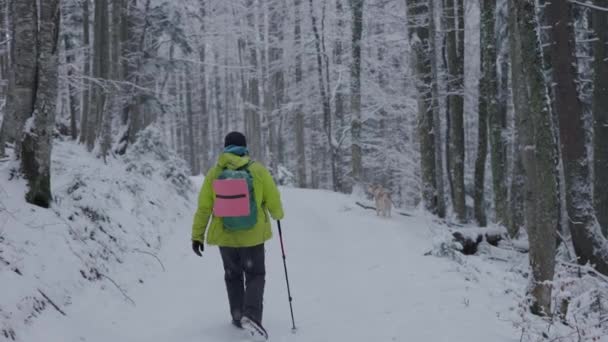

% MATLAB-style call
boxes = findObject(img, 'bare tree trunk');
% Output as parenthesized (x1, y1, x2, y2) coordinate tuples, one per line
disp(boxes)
(98, 0, 111, 158)
(87, 0, 110, 152)
(446, 0, 466, 222)
(64, 33, 79, 140)
(593, 1, 608, 237)
(255, 0, 269, 164)
(310, 0, 336, 191)
(474, 0, 497, 227)
(0, 0, 6, 85)
(21, 0, 60, 207)
(214, 49, 223, 148)
(80, 0, 91, 145)
(408, 0, 438, 215)
(350, 0, 363, 190)
(0, 0, 37, 158)
(334, 0, 346, 192)
(271, 0, 286, 176)
(111, 0, 122, 81)
(0, 1, 6, 146)
(0, 0, 8, 157)
(186, 65, 197, 175)
(244, 0, 261, 160)
(489, 59, 509, 228)
(130, 0, 151, 146)
(507, 1, 525, 239)
(295, 112, 306, 187)
(547, 0, 608, 275)
(198, 0, 209, 171)
(120, 0, 130, 125)
(294, 0, 307, 187)
(103, 0, 122, 156)
(510, 0, 558, 316)
(430, 0, 446, 218)
(0, 0, 6, 84)
(175, 73, 184, 158)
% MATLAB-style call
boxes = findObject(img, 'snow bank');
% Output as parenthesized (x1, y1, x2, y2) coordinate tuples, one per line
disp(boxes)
(425, 219, 608, 342)
(0, 129, 195, 341)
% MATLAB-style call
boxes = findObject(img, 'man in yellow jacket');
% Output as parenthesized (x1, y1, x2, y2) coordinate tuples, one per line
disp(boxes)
(191, 132, 284, 340)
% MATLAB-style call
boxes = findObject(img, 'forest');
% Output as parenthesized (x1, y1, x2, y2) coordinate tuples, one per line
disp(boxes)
(1, 0, 608, 332)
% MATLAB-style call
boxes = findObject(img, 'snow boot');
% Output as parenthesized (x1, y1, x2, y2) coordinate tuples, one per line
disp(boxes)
(232, 319, 243, 329)
(241, 316, 268, 341)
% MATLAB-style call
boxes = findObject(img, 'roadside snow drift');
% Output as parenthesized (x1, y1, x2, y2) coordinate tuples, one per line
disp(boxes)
(0, 130, 194, 341)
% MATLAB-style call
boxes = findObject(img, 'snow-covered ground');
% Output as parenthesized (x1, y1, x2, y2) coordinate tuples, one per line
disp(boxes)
(3, 137, 605, 342)
(11, 181, 524, 340)
(0, 131, 194, 341)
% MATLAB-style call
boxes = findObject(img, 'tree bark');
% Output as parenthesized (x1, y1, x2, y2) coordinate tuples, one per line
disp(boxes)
(474, 0, 497, 227)
(430, 0, 446, 218)
(244, 0, 262, 160)
(510, 0, 559, 316)
(310, 0, 336, 191)
(21, 0, 60, 208)
(271, 0, 286, 176)
(507, 0, 525, 239)
(120, 0, 131, 126)
(547, 0, 608, 275)
(334, 0, 346, 192)
(408, 0, 438, 215)
(0, 0, 9, 152)
(64, 33, 79, 140)
(186, 65, 198, 175)
(0, 0, 6, 83)
(80, 0, 91, 145)
(350, 0, 363, 189)
(0, 0, 37, 158)
(87, 0, 110, 152)
(98, 0, 111, 157)
(294, 0, 307, 187)
(446, 0, 466, 222)
(489, 37, 509, 228)
(198, 0, 209, 171)
(111, 0, 122, 81)
(593, 1, 608, 237)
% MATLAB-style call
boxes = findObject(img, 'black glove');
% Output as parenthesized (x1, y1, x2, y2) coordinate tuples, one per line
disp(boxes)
(192, 240, 204, 257)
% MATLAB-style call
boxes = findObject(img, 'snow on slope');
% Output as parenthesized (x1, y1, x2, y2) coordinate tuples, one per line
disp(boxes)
(6, 136, 602, 342)
(18, 179, 529, 342)
(0, 130, 195, 341)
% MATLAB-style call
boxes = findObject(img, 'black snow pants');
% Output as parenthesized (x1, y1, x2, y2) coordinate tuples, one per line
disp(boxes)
(219, 244, 266, 324)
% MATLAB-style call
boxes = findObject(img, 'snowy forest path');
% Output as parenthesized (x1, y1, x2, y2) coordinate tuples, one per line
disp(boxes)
(24, 181, 519, 342)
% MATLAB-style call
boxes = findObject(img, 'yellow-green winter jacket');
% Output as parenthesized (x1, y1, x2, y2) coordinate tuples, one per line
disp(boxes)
(191, 153, 284, 247)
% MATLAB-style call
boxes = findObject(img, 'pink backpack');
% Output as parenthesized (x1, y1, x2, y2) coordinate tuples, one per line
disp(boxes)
(211, 163, 257, 230)
(212, 179, 251, 217)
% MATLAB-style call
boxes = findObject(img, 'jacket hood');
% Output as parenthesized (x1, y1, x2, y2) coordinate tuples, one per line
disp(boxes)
(217, 153, 251, 170)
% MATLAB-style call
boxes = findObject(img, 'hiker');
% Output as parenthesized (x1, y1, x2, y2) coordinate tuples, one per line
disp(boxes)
(191, 131, 284, 340)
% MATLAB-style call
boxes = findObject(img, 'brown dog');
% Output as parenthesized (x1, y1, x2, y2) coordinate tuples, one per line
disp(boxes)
(368, 184, 392, 218)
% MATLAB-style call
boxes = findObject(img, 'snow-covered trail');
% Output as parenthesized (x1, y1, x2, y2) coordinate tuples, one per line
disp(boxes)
(23, 183, 519, 342)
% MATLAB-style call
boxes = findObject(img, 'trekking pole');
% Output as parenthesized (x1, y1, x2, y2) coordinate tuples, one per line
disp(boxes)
(277, 220, 297, 332)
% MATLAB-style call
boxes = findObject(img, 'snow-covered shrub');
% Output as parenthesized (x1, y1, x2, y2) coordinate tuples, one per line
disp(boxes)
(511, 262, 608, 342)
(429, 230, 464, 260)
(276, 165, 296, 187)
(124, 126, 193, 196)
(425, 222, 467, 264)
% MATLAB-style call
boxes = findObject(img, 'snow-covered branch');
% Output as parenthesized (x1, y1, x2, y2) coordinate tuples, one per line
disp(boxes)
(569, 0, 608, 11)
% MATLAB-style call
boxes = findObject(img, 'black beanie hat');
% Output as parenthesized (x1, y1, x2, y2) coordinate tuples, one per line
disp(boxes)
(224, 131, 247, 147)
